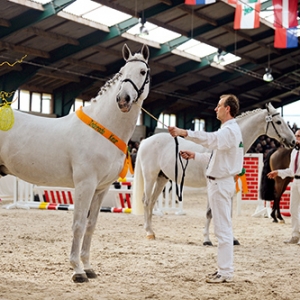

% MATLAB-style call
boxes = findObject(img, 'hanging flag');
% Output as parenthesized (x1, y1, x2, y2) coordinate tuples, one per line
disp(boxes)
(234, 1, 261, 29)
(274, 27, 298, 48)
(273, 0, 298, 28)
(185, 0, 216, 4)
(228, 0, 258, 4)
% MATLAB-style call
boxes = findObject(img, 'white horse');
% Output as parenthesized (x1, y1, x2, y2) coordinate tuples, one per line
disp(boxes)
(0, 44, 150, 283)
(132, 103, 295, 244)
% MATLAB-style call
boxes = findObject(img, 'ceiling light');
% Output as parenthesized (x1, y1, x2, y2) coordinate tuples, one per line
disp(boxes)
(139, 23, 149, 36)
(213, 48, 225, 64)
(263, 47, 273, 82)
(263, 68, 273, 82)
(139, 11, 149, 37)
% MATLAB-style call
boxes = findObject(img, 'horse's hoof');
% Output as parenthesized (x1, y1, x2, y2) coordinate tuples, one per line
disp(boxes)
(146, 234, 155, 240)
(72, 273, 89, 283)
(233, 239, 240, 246)
(272, 220, 278, 223)
(85, 269, 97, 279)
(203, 241, 213, 246)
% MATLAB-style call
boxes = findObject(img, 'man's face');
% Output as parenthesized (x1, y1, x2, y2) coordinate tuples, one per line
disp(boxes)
(215, 98, 228, 121)
(295, 130, 300, 145)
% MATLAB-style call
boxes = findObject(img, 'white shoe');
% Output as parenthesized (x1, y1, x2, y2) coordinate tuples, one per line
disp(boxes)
(206, 271, 218, 279)
(284, 236, 299, 244)
(206, 274, 233, 283)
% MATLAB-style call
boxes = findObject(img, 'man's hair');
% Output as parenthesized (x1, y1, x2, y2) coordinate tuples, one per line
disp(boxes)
(221, 94, 239, 117)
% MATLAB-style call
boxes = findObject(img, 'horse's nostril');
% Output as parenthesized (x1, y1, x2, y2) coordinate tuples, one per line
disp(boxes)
(125, 95, 130, 102)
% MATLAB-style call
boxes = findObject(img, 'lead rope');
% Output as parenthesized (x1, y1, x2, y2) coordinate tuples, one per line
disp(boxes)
(174, 137, 189, 202)
(137, 104, 188, 202)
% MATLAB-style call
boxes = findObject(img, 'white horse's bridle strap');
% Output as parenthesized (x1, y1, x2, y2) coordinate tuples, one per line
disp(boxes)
(76, 106, 127, 155)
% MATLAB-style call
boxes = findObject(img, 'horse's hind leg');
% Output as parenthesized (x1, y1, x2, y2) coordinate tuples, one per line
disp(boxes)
(80, 190, 106, 280)
(144, 175, 168, 239)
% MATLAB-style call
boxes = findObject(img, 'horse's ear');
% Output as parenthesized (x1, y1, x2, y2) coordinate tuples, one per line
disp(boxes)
(122, 44, 132, 61)
(141, 44, 150, 62)
(265, 102, 274, 110)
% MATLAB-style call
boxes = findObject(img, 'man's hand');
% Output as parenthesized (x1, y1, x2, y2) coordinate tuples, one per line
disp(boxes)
(180, 150, 195, 160)
(168, 126, 187, 138)
(267, 170, 278, 179)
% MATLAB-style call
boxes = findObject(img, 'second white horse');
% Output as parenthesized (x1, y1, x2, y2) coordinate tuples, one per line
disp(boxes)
(132, 103, 295, 244)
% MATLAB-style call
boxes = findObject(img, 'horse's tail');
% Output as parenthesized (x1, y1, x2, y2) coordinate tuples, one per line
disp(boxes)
(131, 150, 144, 215)
(259, 148, 277, 200)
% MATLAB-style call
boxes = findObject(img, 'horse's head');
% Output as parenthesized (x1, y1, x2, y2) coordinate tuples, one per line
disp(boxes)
(116, 44, 150, 112)
(265, 103, 296, 148)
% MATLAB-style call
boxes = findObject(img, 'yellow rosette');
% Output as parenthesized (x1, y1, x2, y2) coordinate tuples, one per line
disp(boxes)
(235, 168, 248, 194)
(0, 103, 14, 131)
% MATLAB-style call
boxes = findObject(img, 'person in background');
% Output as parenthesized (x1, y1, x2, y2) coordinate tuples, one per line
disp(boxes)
(130, 148, 137, 170)
(267, 129, 300, 245)
(168, 94, 244, 283)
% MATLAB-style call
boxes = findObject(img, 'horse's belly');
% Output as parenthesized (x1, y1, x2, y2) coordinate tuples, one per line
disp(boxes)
(1, 156, 73, 186)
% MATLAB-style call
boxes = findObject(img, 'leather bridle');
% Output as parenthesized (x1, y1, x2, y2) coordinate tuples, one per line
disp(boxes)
(265, 105, 284, 142)
(121, 59, 150, 103)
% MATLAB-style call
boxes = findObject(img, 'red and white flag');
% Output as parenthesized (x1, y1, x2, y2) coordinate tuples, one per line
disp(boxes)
(272, 0, 298, 28)
(234, 1, 261, 29)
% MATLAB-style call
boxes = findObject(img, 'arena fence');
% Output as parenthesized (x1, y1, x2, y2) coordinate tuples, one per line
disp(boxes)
(3, 176, 184, 215)
(2, 155, 292, 218)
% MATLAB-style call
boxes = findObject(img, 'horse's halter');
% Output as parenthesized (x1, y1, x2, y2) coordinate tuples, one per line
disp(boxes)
(121, 59, 150, 103)
(265, 105, 283, 141)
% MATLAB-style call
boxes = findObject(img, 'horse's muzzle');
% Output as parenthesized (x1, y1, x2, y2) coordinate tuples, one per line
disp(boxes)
(282, 138, 296, 148)
(116, 95, 132, 112)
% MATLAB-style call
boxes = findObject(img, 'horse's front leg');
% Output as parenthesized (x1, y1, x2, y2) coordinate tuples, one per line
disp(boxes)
(70, 184, 96, 283)
(276, 198, 285, 223)
(231, 197, 240, 245)
(203, 206, 213, 246)
(81, 190, 106, 279)
(270, 202, 278, 223)
(204, 197, 240, 246)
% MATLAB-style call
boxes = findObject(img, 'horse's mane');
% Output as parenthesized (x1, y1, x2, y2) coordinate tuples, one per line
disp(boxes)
(97, 53, 146, 97)
(236, 108, 262, 119)
(97, 72, 122, 96)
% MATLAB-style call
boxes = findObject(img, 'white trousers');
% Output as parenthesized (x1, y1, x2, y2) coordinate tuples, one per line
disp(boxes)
(290, 179, 300, 238)
(207, 176, 235, 277)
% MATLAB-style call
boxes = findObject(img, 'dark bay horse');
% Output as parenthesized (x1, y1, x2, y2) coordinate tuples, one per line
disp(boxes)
(260, 147, 292, 223)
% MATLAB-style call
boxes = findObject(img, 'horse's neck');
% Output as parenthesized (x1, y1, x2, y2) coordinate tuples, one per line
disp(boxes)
(237, 109, 266, 153)
(85, 84, 140, 144)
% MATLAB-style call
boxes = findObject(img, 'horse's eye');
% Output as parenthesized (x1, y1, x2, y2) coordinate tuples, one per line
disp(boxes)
(276, 121, 282, 125)
(141, 70, 146, 76)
